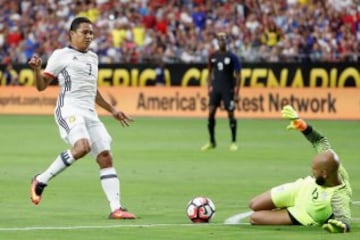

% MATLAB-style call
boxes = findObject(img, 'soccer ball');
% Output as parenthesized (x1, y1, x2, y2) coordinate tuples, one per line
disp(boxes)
(186, 196, 215, 223)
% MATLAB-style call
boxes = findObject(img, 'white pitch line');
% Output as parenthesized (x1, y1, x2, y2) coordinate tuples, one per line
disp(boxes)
(0, 223, 231, 231)
(1, 218, 360, 232)
(224, 211, 253, 225)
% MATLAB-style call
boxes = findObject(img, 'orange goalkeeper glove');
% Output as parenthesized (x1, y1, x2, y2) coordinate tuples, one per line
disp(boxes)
(281, 105, 307, 131)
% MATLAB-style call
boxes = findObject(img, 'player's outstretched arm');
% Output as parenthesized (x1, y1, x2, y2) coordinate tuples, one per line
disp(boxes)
(281, 105, 332, 153)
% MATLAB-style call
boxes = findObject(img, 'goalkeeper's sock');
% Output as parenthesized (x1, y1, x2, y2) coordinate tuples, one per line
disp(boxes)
(100, 167, 121, 212)
(37, 150, 74, 184)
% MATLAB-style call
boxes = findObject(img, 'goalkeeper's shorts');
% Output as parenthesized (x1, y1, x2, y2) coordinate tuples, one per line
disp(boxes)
(270, 176, 333, 226)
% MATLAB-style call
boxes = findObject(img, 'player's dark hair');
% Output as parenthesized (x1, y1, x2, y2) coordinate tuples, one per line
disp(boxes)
(70, 17, 92, 31)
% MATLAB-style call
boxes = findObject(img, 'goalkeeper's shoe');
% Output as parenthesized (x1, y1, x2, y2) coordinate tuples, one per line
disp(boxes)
(229, 143, 238, 151)
(201, 142, 216, 151)
(322, 219, 350, 233)
(30, 175, 47, 205)
(109, 207, 137, 219)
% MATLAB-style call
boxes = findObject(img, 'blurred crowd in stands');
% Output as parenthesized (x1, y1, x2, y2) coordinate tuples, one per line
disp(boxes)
(0, 0, 359, 64)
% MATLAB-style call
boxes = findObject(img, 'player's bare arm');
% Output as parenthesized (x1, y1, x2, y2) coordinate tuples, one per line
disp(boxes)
(95, 90, 133, 127)
(28, 55, 52, 91)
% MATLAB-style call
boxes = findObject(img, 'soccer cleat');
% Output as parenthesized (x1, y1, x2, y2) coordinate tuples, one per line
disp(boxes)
(229, 143, 238, 151)
(109, 207, 137, 219)
(30, 175, 47, 205)
(201, 143, 216, 151)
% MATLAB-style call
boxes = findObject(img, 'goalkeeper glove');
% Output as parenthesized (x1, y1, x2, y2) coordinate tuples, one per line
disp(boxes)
(281, 105, 307, 131)
(322, 219, 350, 233)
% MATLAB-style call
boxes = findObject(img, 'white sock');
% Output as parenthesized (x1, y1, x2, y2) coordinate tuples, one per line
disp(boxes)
(100, 167, 121, 212)
(37, 150, 74, 184)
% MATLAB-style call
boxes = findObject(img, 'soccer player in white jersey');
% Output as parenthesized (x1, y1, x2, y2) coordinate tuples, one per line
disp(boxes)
(247, 105, 352, 233)
(28, 17, 136, 219)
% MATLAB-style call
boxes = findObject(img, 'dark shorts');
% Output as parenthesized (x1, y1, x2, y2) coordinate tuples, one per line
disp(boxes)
(287, 210, 301, 225)
(209, 89, 235, 111)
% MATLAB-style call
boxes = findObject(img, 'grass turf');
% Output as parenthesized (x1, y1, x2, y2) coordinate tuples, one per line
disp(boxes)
(0, 115, 358, 240)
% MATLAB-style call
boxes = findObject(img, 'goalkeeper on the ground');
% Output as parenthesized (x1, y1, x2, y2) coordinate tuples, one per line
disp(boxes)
(247, 105, 352, 233)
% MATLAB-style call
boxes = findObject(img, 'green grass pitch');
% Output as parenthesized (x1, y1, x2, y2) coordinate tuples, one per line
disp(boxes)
(0, 115, 359, 240)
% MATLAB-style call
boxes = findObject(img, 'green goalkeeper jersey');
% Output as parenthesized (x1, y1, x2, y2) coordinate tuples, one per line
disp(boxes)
(304, 127, 352, 226)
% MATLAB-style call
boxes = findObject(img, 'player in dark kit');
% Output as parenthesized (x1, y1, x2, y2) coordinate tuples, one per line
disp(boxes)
(201, 32, 241, 151)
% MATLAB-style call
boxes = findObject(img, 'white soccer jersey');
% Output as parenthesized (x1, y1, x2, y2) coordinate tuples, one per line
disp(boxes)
(43, 47, 109, 148)
(44, 46, 98, 113)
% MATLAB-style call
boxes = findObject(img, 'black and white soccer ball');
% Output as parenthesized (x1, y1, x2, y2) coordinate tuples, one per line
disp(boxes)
(186, 196, 215, 223)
